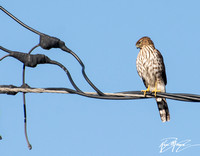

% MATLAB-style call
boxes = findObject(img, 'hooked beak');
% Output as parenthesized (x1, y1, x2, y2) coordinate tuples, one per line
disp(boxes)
(136, 44, 140, 49)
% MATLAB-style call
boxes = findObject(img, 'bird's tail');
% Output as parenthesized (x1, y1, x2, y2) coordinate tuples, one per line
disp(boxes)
(156, 98, 170, 122)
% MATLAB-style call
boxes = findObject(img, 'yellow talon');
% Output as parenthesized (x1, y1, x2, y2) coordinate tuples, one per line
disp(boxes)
(152, 88, 161, 97)
(152, 82, 161, 97)
(141, 85, 150, 96)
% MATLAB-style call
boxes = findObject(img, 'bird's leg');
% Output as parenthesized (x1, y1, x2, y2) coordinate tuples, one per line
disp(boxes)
(152, 82, 161, 97)
(141, 85, 150, 96)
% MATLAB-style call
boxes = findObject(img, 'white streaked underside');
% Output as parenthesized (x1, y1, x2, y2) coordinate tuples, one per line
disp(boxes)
(136, 45, 166, 92)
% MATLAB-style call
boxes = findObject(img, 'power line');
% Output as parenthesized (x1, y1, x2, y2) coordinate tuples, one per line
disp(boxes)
(1, 5, 200, 150)
(0, 6, 104, 96)
(1, 85, 200, 102)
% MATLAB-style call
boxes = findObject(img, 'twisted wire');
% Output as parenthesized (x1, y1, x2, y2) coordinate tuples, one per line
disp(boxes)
(1, 5, 200, 150)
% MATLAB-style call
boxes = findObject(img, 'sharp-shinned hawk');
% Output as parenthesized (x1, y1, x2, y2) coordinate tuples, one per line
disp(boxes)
(136, 36, 170, 122)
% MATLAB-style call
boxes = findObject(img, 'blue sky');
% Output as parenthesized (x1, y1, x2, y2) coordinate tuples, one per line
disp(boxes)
(1, 0, 200, 155)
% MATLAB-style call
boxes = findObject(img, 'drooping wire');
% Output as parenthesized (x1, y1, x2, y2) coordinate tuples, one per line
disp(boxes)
(48, 60, 83, 92)
(2, 46, 200, 102)
(2, 5, 200, 150)
(0, 6, 104, 96)
(60, 46, 104, 95)
(0, 46, 83, 92)
(21, 45, 39, 150)
(22, 65, 32, 150)
(0, 45, 83, 150)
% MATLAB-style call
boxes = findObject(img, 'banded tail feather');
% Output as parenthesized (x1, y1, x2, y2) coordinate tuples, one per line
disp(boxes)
(156, 98, 170, 122)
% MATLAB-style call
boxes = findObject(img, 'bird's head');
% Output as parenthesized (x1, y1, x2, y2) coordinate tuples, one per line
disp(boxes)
(136, 36, 154, 49)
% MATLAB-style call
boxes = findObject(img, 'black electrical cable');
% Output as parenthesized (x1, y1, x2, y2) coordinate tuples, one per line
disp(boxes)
(21, 45, 40, 150)
(3, 5, 200, 150)
(0, 54, 10, 61)
(60, 46, 104, 95)
(38, 34, 105, 95)
(2, 46, 200, 102)
(0, 6, 104, 96)
(0, 46, 83, 92)
(0, 6, 43, 36)
(45, 87, 146, 100)
(119, 91, 200, 102)
(22, 84, 32, 150)
(48, 60, 83, 93)
(1, 83, 200, 102)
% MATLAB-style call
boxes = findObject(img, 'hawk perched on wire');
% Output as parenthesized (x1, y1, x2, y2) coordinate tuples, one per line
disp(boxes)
(136, 36, 170, 122)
